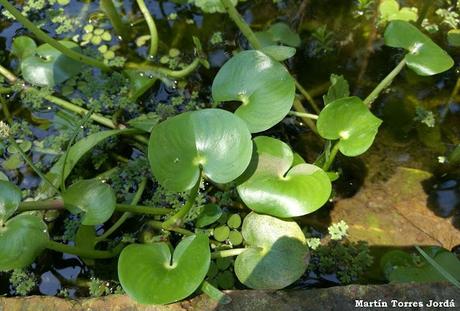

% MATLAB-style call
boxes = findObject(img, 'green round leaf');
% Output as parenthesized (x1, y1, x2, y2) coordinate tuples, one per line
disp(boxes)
(21, 41, 82, 87)
(213, 225, 230, 242)
(235, 212, 308, 289)
(0, 214, 49, 271)
(228, 230, 243, 245)
(212, 51, 295, 133)
(260, 45, 296, 61)
(191, 0, 237, 13)
(11, 36, 37, 60)
(196, 204, 223, 228)
(237, 136, 331, 218)
(118, 234, 210, 305)
(317, 96, 382, 156)
(227, 214, 241, 229)
(255, 23, 301, 48)
(148, 109, 253, 192)
(384, 20, 454, 76)
(63, 180, 116, 225)
(0, 180, 21, 222)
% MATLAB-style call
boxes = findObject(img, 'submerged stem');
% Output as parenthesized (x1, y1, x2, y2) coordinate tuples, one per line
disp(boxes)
(148, 220, 194, 236)
(0, 0, 110, 71)
(288, 111, 319, 120)
(220, 0, 262, 49)
(322, 141, 340, 172)
(363, 58, 406, 108)
(136, 0, 159, 58)
(292, 99, 318, 133)
(100, 0, 130, 43)
(162, 176, 202, 229)
(46, 240, 123, 259)
(294, 79, 321, 113)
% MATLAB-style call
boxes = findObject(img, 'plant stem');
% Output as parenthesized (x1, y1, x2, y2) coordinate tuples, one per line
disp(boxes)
(136, 0, 158, 58)
(0, 0, 110, 71)
(0, 63, 17, 83)
(115, 204, 171, 215)
(211, 248, 247, 259)
(45, 240, 123, 259)
(96, 177, 147, 242)
(292, 98, 318, 133)
(294, 79, 320, 113)
(162, 176, 201, 229)
(148, 220, 194, 236)
(0, 96, 12, 124)
(126, 58, 201, 79)
(288, 111, 318, 120)
(200, 281, 232, 304)
(322, 141, 340, 172)
(100, 0, 130, 43)
(363, 58, 406, 108)
(18, 199, 64, 211)
(9, 139, 61, 193)
(221, 0, 262, 49)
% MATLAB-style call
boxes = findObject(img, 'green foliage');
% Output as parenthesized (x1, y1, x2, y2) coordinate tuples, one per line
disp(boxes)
(323, 74, 350, 105)
(118, 234, 211, 305)
(384, 20, 454, 76)
(237, 136, 331, 218)
(308, 240, 373, 284)
(235, 212, 308, 289)
(189, 0, 238, 13)
(0, 214, 49, 271)
(63, 179, 116, 225)
(317, 97, 382, 157)
(255, 22, 301, 48)
(9, 269, 37, 296)
(0, 180, 22, 223)
(212, 50, 295, 133)
(148, 109, 253, 192)
(379, 0, 418, 24)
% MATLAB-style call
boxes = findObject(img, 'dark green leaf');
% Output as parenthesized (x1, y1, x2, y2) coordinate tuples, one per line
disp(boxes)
(235, 212, 308, 289)
(0, 214, 49, 271)
(384, 20, 454, 76)
(0, 180, 21, 222)
(212, 50, 295, 133)
(127, 113, 160, 132)
(317, 96, 382, 156)
(196, 204, 223, 228)
(148, 109, 253, 192)
(237, 136, 331, 218)
(255, 23, 301, 48)
(63, 180, 116, 225)
(21, 41, 82, 87)
(323, 74, 350, 105)
(118, 234, 210, 304)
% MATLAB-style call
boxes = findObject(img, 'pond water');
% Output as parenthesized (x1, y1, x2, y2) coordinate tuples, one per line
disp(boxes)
(0, 0, 459, 299)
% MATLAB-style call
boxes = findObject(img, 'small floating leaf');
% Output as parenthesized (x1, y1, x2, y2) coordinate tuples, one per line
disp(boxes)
(63, 179, 116, 225)
(0, 214, 49, 271)
(190, 0, 237, 13)
(237, 136, 331, 218)
(21, 41, 82, 87)
(317, 96, 382, 156)
(384, 20, 454, 76)
(0, 180, 21, 222)
(196, 204, 223, 228)
(379, 0, 418, 23)
(118, 234, 210, 305)
(255, 22, 301, 48)
(212, 50, 295, 133)
(235, 212, 308, 289)
(11, 36, 37, 59)
(148, 109, 252, 192)
(323, 73, 350, 105)
(260, 45, 296, 61)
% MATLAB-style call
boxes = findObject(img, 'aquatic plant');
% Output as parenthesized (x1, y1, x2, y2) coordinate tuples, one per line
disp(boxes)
(0, 0, 455, 305)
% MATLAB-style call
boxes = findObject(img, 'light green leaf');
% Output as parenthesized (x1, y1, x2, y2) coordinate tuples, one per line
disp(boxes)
(0, 214, 49, 271)
(212, 50, 295, 133)
(384, 20, 454, 76)
(11, 36, 37, 59)
(127, 113, 160, 132)
(317, 96, 382, 156)
(379, 0, 418, 23)
(235, 212, 308, 289)
(190, 0, 237, 13)
(255, 22, 301, 48)
(323, 74, 350, 105)
(237, 136, 331, 218)
(148, 109, 252, 192)
(63, 180, 116, 225)
(260, 45, 296, 61)
(447, 29, 460, 47)
(118, 234, 210, 304)
(0, 180, 21, 222)
(21, 41, 82, 87)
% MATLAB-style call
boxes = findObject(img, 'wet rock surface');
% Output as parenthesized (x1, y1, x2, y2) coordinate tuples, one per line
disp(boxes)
(0, 283, 458, 311)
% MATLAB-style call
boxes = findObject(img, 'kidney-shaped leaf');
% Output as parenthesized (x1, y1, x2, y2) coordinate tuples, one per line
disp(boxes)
(317, 96, 382, 157)
(11, 36, 37, 60)
(384, 20, 454, 76)
(149, 109, 252, 192)
(118, 234, 210, 305)
(235, 212, 308, 289)
(63, 179, 116, 225)
(237, 136, 331, 218)
(212, 50, 295, 133)
(0, 214, 49, 271)
(255, 22, 301, 48)
(21, 41, 81, 87)
(0, 180, 21, 222)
